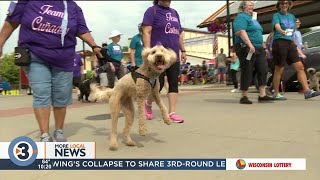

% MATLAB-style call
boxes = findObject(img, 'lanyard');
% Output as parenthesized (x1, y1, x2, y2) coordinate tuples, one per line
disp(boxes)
(61, 0, 68, 47)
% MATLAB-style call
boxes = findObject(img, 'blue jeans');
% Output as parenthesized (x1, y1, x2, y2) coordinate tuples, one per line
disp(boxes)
(24, 53, 73, 108)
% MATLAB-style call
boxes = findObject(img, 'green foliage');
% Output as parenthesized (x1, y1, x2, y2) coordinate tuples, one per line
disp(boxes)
(122, 46, 129, 52)
(0, 53, 19, 84)
(85, 70, 95, 79)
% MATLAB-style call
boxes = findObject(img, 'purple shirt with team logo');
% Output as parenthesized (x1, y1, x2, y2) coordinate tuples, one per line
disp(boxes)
(142, 4, 182, 62)
(6, 0, 89, 72)
(73, 53, 83, 77)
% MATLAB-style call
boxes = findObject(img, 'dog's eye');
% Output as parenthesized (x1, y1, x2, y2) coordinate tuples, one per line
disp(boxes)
(151, 50, 156, 54)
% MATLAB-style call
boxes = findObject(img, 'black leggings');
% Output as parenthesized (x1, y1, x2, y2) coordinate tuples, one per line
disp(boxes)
(159, 62, 180, 93)
(235, 44, 267, 91)
(230, 69, 238, 89)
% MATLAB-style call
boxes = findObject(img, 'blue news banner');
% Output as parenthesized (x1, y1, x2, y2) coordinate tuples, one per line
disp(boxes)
(0, 159, 226, 170)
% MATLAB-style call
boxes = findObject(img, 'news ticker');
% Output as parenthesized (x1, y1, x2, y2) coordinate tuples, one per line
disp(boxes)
(0, 136, 307, 170)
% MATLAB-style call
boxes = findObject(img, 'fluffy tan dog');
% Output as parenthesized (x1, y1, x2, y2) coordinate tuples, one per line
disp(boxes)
(90, 45, 177, 150)
(307, 68, 320, 91)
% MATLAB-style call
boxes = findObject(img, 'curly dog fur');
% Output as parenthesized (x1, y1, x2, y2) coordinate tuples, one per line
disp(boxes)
(307, 68, 320, 91)
(90, 45, 177, 150)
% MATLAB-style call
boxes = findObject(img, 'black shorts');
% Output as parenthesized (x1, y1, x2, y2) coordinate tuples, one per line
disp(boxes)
(272, 39, 300, 66)
(159, 62, 180, 93)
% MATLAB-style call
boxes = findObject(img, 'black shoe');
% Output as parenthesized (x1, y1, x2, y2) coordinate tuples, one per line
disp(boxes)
(240, 96, 252, 104)
(258, 96, 274, 103)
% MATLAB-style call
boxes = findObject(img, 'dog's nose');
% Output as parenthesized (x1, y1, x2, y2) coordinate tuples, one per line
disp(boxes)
(155, 55, 162, 60)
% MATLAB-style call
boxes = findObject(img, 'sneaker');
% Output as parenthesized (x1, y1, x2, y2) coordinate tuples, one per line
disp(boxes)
(304, 90, 320, 99)
(53, 129, 67, 142)
(144, 101, 153, 120)
(40, 133, 53, 142)
(273, 93, 287, 101)
(169, 112, 184, 123)
(239, 96, 252, 104)
(258, 96, 274, 103)
(230, 89, 239, 93)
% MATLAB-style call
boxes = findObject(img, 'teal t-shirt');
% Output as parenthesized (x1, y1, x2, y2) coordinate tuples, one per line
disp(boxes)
(230, 58, 240, 71)
(107, 43, 123, 62)
(272, 12, 296, 41)
(233, 12, 263, 48)
(129, 34, 143, 66)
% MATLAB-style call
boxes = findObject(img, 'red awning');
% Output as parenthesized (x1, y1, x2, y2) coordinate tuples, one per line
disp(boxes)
(207, 59, 216, 64)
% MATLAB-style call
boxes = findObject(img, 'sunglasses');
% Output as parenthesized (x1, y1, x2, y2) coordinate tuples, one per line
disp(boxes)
(280, 2, 289, 5)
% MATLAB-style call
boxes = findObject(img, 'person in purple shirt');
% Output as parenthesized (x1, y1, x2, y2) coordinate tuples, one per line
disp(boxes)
(72, 53, 84, 100)
(142, 0, 187, 123)
(0, 0, 102, 142)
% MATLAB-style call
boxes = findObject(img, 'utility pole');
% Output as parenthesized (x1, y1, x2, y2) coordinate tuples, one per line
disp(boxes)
(226, 0, 231, 57)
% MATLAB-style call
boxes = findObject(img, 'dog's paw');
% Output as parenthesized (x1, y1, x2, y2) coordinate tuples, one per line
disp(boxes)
(139, 126, 147, 136)
(164, 118, 171, 125)
(109, 142, 118, 151)
(125, 139, 136, 146)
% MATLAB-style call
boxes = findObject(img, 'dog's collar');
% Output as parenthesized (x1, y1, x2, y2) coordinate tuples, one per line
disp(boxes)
(131, 71, 157, 88)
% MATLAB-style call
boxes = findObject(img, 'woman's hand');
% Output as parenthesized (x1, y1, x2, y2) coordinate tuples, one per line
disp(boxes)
(181, 52, 187, 64)
(109, 63, 115, 72)
(248, 44, 255, 54)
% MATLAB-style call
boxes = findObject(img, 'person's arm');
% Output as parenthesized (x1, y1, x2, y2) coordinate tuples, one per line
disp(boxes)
(230, 52, 237, 63)
(78, 32, 102, 58)
(235, 30, 255, 53)
(0, 21, 19, 57)
(130, 48, 136, 67)
(180, 31, 187, 63)
(275, 24, 286, 36)
(142, 26, 152, 48)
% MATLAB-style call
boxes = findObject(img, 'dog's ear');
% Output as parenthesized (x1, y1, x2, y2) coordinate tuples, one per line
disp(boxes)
(141, 47, 152, 60)
(167, 48, 177, 65)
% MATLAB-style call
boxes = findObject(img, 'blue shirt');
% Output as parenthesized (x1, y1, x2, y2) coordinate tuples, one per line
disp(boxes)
(233, 12, 263, 48)
(294, 30, 302, 50)
(107, 43, 123, 62)
(129, 34, 143, 66)
(272, 12, 296, 41)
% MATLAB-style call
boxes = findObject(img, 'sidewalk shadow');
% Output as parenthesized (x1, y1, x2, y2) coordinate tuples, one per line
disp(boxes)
(204, 98, 237, 104)
(62, 122, 104, 138)
(123, 133, 166, 148)
(85, 113, 124, 121)
(24, 122, 102, 139)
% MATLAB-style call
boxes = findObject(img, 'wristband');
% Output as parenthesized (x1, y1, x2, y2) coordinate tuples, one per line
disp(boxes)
(91, 45, 101, 50)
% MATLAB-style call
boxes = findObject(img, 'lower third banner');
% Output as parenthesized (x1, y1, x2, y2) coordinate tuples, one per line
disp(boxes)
(0, 159, 226, 170)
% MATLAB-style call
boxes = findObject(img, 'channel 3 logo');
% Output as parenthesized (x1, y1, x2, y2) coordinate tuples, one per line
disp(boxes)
(8, 136, 38, 166)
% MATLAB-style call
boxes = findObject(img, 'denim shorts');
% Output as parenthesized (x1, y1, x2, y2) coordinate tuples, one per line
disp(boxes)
(23, 53, 73, 108)
(217, 67, 226, 74)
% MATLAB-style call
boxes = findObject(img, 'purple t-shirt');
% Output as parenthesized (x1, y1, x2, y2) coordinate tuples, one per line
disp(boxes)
(73, 53, 83, 77)
(6, 0, 89, 72)
(142, 4, 182, 62)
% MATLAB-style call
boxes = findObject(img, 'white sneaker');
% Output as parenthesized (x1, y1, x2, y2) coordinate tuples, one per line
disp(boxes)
(231, 89, 239, 93)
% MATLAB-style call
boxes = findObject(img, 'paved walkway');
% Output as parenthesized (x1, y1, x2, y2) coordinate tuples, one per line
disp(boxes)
(0, 85, 319, 180)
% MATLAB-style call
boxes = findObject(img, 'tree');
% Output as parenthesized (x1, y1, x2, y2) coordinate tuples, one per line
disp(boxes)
(0, 53, 19, 84)
(122, 46, 129, 52)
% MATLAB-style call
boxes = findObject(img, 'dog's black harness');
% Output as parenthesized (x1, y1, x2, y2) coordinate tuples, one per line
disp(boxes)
(131, 71, 157, 88)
